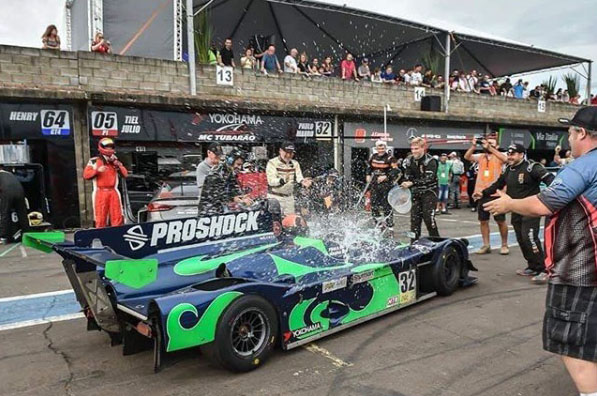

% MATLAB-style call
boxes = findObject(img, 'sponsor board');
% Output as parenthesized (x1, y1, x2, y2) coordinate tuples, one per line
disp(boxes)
(322, 277, 347, 293)
(87, 106, 333, 143)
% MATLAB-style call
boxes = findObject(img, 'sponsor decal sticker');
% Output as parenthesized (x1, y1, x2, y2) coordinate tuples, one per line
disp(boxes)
(322, 277, 347, 293)
(292, 322, 322, 338)
(351, 270, 374, 286)
(124, 211, 261, 250)
(386, 295, 400, 308)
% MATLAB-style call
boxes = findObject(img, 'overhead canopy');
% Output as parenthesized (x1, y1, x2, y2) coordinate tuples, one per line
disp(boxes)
(195, 0, 589, 77)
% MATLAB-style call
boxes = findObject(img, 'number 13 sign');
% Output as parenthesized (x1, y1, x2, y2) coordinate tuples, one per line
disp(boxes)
(216, 65, 234, 86)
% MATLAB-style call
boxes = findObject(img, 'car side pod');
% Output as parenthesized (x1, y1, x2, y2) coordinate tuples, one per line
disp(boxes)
(105, 259, 159, 289)
(22, 231, 65, 253)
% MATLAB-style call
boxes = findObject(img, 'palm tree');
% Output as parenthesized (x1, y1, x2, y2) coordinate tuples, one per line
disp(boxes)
(194, 10, 212, 64)
(563, 73, 579, 99)
(542, 76, 557, 99)
(421, 49, 441, 76)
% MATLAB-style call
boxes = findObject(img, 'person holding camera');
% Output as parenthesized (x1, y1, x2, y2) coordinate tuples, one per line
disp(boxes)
(91, 32, 112, 54)
(464, 135, 509, 254)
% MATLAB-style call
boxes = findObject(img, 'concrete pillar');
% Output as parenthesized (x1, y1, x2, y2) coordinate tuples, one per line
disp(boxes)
(72, 101, 93, 228)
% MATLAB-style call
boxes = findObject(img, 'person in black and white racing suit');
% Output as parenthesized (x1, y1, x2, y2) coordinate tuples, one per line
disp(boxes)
(401, 137, 440, 240)
(366, 140, 400, 230)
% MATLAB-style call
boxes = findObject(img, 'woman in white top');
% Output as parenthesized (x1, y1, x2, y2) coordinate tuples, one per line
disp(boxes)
(240, 48, 256, 70)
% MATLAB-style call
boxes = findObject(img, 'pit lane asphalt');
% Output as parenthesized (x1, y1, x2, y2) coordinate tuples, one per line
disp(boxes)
(0, 209, 575, 396)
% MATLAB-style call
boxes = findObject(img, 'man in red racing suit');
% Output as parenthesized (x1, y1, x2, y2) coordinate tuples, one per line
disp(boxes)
(83, 138, 128, 228)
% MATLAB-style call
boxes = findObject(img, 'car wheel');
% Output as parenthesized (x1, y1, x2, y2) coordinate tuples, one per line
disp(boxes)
(202, 295, 278, 372)
(432, 246, 462, 296)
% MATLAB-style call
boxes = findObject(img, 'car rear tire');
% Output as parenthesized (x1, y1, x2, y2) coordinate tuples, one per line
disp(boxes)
(432, 246, 463, 296)
(201, 295, 278, 372)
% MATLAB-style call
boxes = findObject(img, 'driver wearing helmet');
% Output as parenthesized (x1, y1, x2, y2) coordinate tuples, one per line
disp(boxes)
(83, 138, 128, 228)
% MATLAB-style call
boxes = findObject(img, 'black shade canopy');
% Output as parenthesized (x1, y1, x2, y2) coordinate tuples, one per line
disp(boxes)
(195, 0, 589, 77)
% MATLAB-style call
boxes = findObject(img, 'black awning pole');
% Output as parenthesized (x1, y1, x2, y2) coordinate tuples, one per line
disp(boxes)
(229, 0, 255, 40)
(457, 40, 497, 78)
(292, 5, 355, 55)
(268, 2, 288, 54)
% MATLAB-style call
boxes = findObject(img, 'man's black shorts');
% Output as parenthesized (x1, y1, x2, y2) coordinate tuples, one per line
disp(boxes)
(543, 283, 597, 362)
(477, 196, 506, 222)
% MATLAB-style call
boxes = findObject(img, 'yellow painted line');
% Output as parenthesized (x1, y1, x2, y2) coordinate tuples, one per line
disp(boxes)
(304, 343, 353, 368)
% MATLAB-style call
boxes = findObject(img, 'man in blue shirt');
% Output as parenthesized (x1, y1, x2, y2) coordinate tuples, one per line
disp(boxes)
(485, 106, 597, 396)
(260, 45, 281, 75)
(513, 79, 525, 99)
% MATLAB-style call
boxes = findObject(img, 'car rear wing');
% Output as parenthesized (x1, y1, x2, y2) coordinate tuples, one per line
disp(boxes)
(22, 231, 66, 253)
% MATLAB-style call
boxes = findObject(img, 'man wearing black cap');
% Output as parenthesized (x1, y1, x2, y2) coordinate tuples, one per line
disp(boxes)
(481, 143, 554, 282)
(485, 107, 597, 395)
(196, 143, 223, 199)
(197, 143, 253, 215)
(266, 141, 312, 215)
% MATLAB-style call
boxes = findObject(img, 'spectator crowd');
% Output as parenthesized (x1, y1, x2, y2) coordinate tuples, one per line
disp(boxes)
(40, 24, 596, 106)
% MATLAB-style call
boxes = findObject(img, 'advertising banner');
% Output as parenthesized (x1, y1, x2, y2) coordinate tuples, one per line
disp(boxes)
(344, 122, 484, 150)
(0, 103, 73, 139)
(88, 106, 334, 143)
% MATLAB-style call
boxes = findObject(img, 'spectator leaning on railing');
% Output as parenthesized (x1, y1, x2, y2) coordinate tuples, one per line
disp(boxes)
(261, 45, 282, 75)
(297, 52, 310, 75)
(284, 48, 299, 74)
(340, 53, 359, 81)
(41, 24, 60, 50)
(358, 58, 371, 80)
(309, 58, 321, 75)
(218, 38, 235, 68)
(381, 66, 397, 84)
(240, 48, 256, 70)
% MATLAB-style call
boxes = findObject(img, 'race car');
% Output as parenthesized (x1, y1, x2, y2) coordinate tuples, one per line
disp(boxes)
(24, 201, 477, 373)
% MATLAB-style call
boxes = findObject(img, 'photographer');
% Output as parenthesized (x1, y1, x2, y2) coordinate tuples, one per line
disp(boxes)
(91, 32, 112, 54)
(464, 135, 509, 255)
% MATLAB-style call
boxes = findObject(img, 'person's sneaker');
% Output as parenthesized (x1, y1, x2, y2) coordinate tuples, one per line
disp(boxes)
(471, 207, 477, 212)
(441, 209, 447, 214)
(475, 245, 491, 254)
(516, 268, 538, 276)
(531, 272, 549, 284)
(500, 246, 510, 255)
(0, 238, 7, 245)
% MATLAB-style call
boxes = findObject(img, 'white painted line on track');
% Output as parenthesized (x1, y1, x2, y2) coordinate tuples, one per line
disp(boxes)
(0, 243, 20, 257)
(19, 244, 27, 258)
(0, 313, 84, 332)
(0, 289, 73, 303)
(304, 343, 353, 368)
